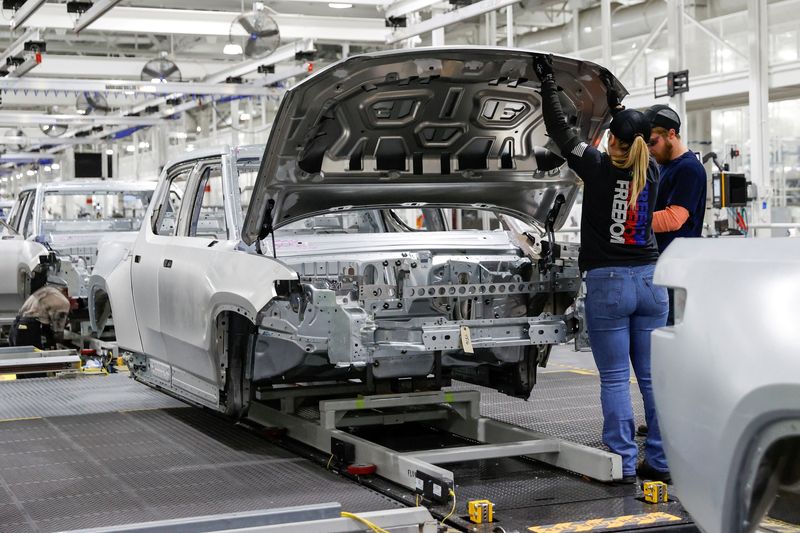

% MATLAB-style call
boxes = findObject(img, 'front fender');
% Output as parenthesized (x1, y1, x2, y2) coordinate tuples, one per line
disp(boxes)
(88, 235, 137, 338)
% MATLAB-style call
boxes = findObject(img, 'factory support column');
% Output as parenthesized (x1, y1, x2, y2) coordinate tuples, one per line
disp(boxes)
(505, 6, 513, 47)
(667, 0, 686, 122)
(432, 28, 444, 46)
(748, 0, 771, 235)
(601, 0, 611, 69)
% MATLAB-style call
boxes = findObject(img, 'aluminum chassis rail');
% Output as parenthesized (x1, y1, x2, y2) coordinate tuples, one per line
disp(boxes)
(248, 388, 623, 497)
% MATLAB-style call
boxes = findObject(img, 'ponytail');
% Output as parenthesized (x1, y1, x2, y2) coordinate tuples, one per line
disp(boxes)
(610, 135, 650, 210)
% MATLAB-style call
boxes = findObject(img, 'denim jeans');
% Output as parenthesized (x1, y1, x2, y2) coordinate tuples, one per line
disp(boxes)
(584, 264, 669, 476)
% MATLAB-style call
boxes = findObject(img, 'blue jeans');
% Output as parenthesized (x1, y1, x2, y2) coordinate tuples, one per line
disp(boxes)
(584, 264, 669, 476)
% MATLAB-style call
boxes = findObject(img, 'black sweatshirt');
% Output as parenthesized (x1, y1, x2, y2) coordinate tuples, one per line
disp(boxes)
(539, 79, 660, 272)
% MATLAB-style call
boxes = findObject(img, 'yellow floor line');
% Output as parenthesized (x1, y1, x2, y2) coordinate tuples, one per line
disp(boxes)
(0, 416, 42, 423)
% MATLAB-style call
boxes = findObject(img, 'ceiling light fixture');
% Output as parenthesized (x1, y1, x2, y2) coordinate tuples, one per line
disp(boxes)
(223, 42, 243, 56)
(51, 163, 60, 170)
(328, 2, 353, 8)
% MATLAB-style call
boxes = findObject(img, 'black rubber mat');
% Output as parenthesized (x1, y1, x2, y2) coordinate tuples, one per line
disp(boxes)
(0, 408, 401, 533)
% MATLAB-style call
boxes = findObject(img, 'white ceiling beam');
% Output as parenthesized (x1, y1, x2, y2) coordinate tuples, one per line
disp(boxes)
(10, 0, 48, 30)
(23, 4, 388, 42)
(0, 112, 165, 126)
(384, 0, 444, 19)
(73, 0, 123, 33)
(386, 0, 518, 43)
(203, 39, 314, 84)
(0, 77, 277, 97)
(32, 55, 226, 80)
(0, 136, 106, 146)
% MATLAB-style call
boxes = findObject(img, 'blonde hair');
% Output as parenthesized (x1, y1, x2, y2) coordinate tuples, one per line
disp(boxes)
(610, 135, 650, 210)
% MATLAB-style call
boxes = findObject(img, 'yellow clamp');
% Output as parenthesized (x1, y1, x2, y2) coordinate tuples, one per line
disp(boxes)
(468, 499, 494, 524)
(643, 481, 669, 503)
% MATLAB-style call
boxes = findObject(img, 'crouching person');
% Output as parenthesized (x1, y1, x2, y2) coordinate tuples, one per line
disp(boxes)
(10, 285, 71, 350)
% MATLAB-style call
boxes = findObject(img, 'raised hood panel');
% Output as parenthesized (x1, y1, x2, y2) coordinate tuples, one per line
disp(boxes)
(242, 47, 626, 244)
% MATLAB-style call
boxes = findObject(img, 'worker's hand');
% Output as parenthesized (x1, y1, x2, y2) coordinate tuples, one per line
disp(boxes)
(607, 88, 624, 112)
(533, 54, 555, 83)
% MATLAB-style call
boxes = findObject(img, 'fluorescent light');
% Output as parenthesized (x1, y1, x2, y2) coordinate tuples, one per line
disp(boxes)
(223, 42, 243, 55)
(106, 149, 114, 155)
(26, 169, 35, 176)
(141, 85, 157, 93)
(239, 112, 251, 121)
(583, 26, 592, 33)
(186, 144, 195, 152)
(328, 2, 352, 7)
(173, 132, 188, 139)
(196, 126, 202, 133)
(44, 165, 51, 172)
(138, 141, 149, 149)
(51, 163, 60, 170)
(126, 145, 135, 153)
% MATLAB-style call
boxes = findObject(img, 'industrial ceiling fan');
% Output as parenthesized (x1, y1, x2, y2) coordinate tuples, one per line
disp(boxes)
(76, 92, 111, 115)
(233, 3, 280, 58)
(40, 106, 68, 137)
(141, 54, 182, 83)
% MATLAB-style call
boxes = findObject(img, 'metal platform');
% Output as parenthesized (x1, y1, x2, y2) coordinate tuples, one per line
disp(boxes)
(0, 365, 700, 533)
(0, 375, 402, 533)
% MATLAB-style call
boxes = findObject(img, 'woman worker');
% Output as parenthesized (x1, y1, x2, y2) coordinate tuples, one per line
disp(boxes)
(533, 55, 670, 484)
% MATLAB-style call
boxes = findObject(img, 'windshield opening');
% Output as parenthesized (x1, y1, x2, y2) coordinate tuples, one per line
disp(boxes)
(41, 190, 154, 234)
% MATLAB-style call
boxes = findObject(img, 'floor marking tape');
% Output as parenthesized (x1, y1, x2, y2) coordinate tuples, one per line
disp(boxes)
(528, 512, 682, 532)
(760, 517, 800, 533)
(0, 416, 42, 423)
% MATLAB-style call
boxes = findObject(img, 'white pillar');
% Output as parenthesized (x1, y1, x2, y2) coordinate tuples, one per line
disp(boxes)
(485, 11, 497, 46)
(601, 0, 612, 68)
(667, 0, 686, 122)
(505, 6, 514, 47)
(572, 9, 580, 54)
(748, 0, 771, 233)
(230, 99, 239, 147)
(432, 28, 444, 46)
(342, 43, 350, 59)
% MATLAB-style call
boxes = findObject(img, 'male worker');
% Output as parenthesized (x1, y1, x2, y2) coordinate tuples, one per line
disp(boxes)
(9, 285, 71, 350)
(645, 104, 707, 256)
(637, 105, 706, 438)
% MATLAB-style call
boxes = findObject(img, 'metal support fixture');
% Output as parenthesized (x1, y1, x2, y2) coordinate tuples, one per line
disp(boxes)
(10, 0, 47, 30)
(387, 0, 517, 44)
(618, 18, 667, 80)
(203, 38, 315, 84)
(248, 388, 622, 496)
(667, 0, 686, 120)
(384, 0, 443, 20)
(64, 504, 437, 533)
(601, 0, 612, 68)
(73, 0, 124, 33)
(0, 29, 40, 67)
(571, 9, 580, 53)
(505, 6, 513, 47)
(0, 346, 80, 375)
(748, 0, 770, 233)
(682, 12, 746, 60)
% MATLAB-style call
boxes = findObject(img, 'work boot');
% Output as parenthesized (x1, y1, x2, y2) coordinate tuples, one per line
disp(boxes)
(637, 461, 672, 484)
(636, 424, 648, 436)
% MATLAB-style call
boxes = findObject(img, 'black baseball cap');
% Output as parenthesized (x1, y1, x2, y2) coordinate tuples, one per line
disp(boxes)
(609, 109, 651, 144)
(645, 104, 681, 134)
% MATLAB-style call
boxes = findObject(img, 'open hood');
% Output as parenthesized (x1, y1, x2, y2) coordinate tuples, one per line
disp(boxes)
(242, 47, 626, 244)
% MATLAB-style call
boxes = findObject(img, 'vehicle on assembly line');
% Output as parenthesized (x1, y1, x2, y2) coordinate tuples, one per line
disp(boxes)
(653, 237, 800, 533)
(90, 47, 626, 416)
(0, 181, 156, 324)
(0, 198, 14, 221)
